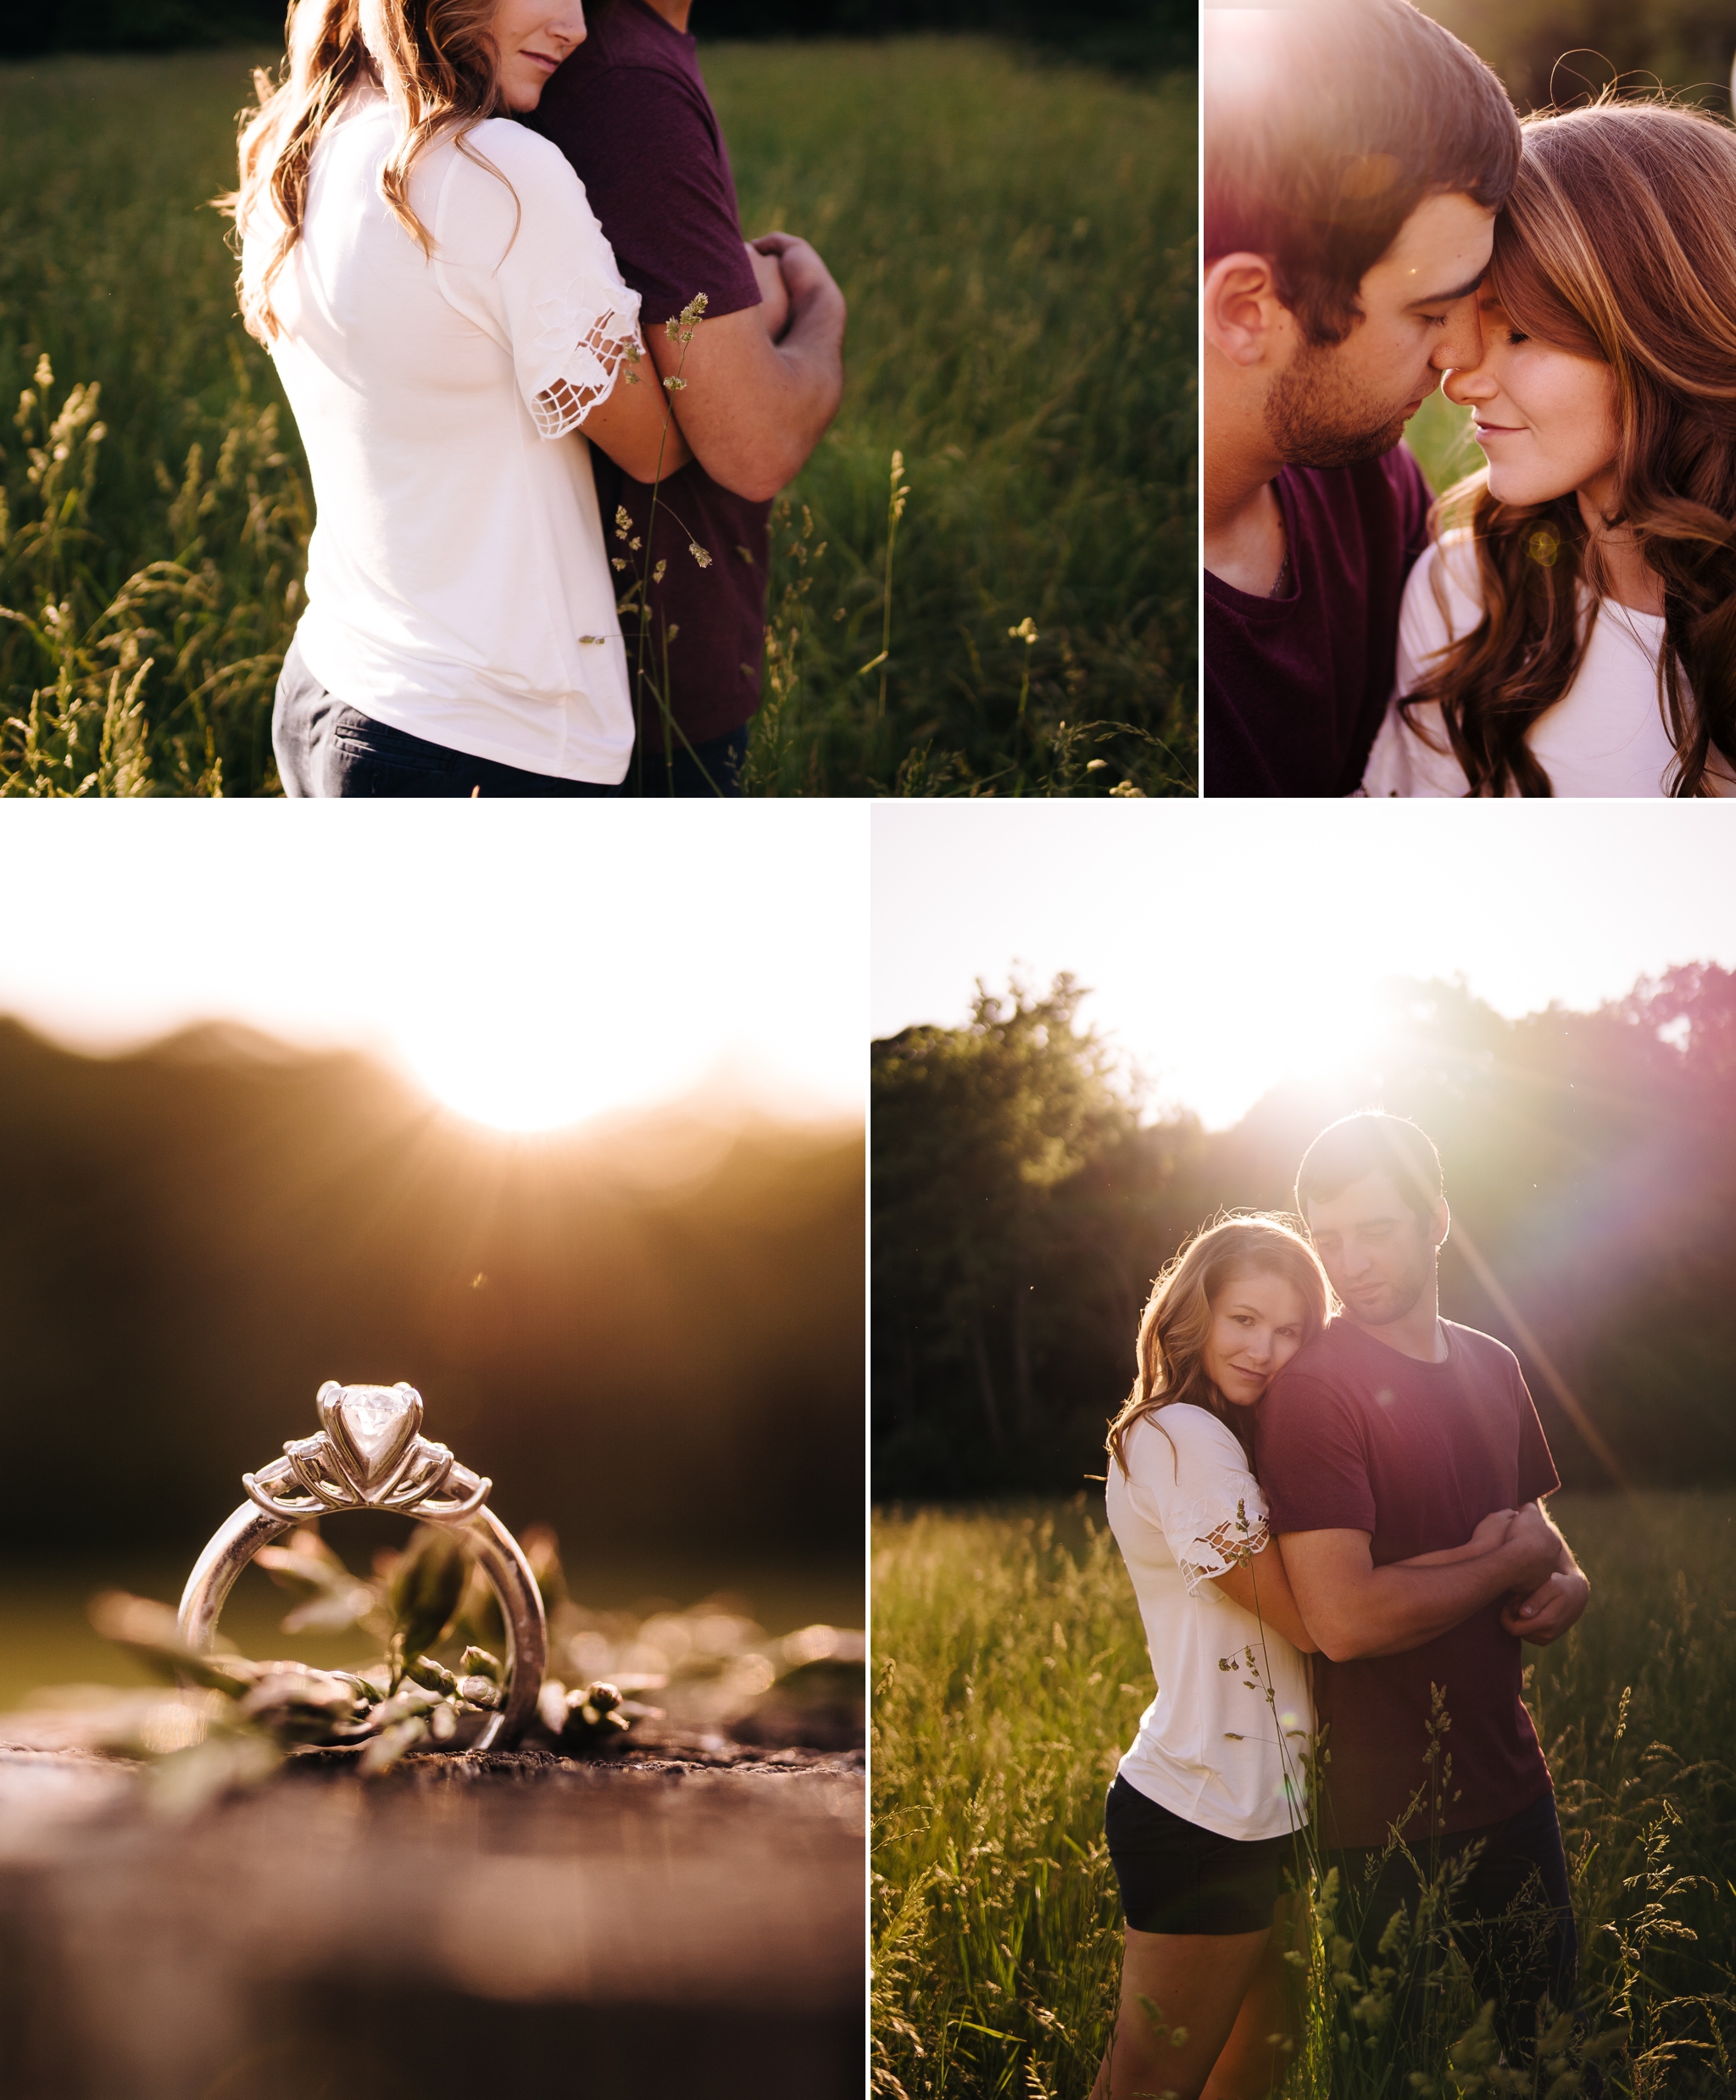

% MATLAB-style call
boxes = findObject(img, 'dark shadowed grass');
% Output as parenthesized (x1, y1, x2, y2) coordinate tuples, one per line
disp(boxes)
(873, 1494, 1736, 2097)
(0, 41, 1193, 796)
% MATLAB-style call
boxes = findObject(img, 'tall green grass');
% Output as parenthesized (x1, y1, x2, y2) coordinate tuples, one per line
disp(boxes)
(0, 42, 1194, 796)
(873, 1496, 1736, 2097)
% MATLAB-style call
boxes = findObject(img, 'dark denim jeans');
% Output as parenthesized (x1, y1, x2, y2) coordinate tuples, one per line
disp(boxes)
(273, 640, 623, 799)
(1328, 1787, 1587, 2072)
(626, 723, 749, 799)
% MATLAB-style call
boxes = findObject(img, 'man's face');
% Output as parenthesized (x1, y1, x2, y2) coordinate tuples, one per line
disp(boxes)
(1265, 191, 1495, 471)
(1305, 1169, 1441, 1331)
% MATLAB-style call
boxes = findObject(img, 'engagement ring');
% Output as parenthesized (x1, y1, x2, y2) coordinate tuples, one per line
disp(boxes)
(176, 1382, 546, 1750)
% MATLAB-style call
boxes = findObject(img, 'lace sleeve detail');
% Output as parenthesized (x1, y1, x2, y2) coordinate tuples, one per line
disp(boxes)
(1177, 1496, 1271, 1598)
(524, 275, 643, 440)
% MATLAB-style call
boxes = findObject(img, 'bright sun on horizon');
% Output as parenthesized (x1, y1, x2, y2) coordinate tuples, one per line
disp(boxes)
(872, 804, 1736, 1131)
(0, 809, 867, 1135)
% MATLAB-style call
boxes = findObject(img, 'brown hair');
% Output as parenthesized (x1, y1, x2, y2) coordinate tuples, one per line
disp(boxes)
(225, 0, 512, 343)
(1204, 0, 1520, 347)
(1105, 1215, 1331, 1478)
(1399, 100, 1736, 795)
(1294, 1112, 1444, 1229)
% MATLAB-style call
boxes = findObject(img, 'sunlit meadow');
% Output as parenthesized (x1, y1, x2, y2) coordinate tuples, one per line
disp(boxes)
(872, 1495, 1736, 2098)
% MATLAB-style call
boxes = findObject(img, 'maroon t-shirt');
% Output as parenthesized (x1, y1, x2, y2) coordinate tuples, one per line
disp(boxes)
(527, 0, 771, 751)
(1204, 445, 1433, 798)
(1255, 1317, 1560, 1850)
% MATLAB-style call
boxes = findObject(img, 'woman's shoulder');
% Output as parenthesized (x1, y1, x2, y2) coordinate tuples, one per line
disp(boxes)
(1123, 1403, 1250, 1474)
(446, 117, 590, 204)
(1400, 529, 1483, 643)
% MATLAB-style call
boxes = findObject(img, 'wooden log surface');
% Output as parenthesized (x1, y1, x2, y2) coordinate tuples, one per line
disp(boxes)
(0, 1726, 865, 2100)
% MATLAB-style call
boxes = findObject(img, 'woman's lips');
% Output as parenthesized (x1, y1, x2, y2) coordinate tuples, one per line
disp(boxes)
(1474, 422, 1526, 438)
(522, 49, 561, 73)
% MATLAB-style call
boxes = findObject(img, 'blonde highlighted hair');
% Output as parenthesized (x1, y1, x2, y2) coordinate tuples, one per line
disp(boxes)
(225, 0, 514, 343)
(1105, 1214, 1332, 1478)
(1402, 98, 1736, 794)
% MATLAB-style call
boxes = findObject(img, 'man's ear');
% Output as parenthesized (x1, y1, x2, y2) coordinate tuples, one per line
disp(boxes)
(1431, 1199, 1451, 1253)
(1204, 252, 1289, 368)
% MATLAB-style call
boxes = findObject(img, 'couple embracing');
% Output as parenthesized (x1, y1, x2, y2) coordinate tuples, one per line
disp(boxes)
(1093, 1112, 1591, 2100)
(1204, 0, 1736, 798)
(232, 0, 845, 798)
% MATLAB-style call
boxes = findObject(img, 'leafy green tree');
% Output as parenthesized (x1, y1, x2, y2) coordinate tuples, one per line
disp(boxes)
(873, 974, 1201, 1494)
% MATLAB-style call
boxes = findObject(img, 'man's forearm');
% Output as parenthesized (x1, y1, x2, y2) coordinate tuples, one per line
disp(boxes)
(1300, 1540, 1541, 1662)
(678, 291, 843, 500)
(654, 230, 848, 504)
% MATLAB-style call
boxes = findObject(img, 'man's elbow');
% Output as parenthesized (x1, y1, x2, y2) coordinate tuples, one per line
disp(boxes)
(1303, 1610, 1376, 1663)
(689, 436, 798, 505)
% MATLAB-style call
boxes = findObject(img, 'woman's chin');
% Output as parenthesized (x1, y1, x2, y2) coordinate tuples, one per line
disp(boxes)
(1481, 460, 1572, 509)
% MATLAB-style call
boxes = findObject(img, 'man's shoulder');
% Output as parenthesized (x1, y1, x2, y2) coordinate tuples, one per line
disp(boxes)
(1262, 1321, 1367, 1411)
(1444, 1318, 1524, 1383)
(561, 0, 706, 86)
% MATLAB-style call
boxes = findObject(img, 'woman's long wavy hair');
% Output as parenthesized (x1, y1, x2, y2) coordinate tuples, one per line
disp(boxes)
(225, 0, 512, 343)
(1105, 1216, 1332, 1479)
(1400, 99, 1736, 796)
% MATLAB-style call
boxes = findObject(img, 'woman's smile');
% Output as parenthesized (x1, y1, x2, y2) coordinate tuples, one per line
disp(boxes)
(1202, 1269, 1309, 1407)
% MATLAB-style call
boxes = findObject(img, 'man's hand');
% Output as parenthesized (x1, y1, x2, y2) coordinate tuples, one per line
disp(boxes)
(1464, 1507, 1517, 1555)
(1500, 1506, 1589, 1645)
(745, 242, 790, 342)
(1500, 1568, 1589, 1645)
(748, 232, 837, 317)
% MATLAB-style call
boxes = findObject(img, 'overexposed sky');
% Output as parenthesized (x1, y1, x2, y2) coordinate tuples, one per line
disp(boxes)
(872, 802, 1736, 1129)
(0, 805, 866, 1130)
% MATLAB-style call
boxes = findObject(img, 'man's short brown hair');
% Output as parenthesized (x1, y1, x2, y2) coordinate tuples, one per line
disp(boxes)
(1205, 0, 1522, 346)
(1295, 1111, 1444, 1229)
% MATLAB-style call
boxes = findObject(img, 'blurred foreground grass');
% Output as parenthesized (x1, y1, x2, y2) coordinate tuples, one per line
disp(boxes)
(0, 41, 1194, 796)
(0, 1551, 865, 1712)
(872, 1491, 1736, 2097)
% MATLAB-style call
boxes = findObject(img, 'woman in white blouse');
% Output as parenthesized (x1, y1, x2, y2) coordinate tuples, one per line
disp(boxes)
(1093, 1217, 1523, 2100)
(231, 0, 685, 795)
(1363, 103, 1736, 799)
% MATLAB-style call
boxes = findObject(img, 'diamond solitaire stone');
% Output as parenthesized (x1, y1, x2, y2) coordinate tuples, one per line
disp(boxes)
(317, 1381, 422, 1496)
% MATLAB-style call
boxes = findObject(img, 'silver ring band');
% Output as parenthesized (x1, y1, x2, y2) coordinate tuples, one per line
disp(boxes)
(175, 1382, 547, 1751)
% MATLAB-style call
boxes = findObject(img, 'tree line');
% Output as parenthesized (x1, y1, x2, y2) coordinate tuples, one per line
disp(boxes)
(873, 963, 1736, 1500)
(3, 0, 1187, 70)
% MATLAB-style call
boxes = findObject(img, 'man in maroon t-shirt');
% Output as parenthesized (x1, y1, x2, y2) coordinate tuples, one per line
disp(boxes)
(1256, 1112, 1592, 2060)
(1202, 0, 1522, 795)
(528, 0, 846, 795)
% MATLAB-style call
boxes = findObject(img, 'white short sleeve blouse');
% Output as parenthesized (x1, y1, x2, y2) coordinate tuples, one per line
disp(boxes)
(243, 91, 643, 783)
(1362, 535, 1736, 799)
(1105, 1406, 1313, 1841)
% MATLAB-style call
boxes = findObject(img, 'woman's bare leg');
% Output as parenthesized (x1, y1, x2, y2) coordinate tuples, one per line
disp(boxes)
(1200, 1899, 1298, 2099)
(1087, 1922, 1271, 2100)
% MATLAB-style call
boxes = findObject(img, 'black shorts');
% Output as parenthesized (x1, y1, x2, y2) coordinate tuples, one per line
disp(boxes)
(1104, 1774, 1292, 1936)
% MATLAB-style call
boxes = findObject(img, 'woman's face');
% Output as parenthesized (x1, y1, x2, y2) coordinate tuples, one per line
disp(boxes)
(1202, 1267, 1310, 1410)
(1444, 295, 1620, 508)
(493, 0, 587, 112)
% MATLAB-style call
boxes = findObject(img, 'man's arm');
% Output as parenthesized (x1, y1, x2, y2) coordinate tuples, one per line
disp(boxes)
(656, 232, 846, 503)
(1278, 1503, 1564, 1663)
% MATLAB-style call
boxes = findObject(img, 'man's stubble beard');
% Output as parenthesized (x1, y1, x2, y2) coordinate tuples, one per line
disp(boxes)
(1265, 334, 1413, 472)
